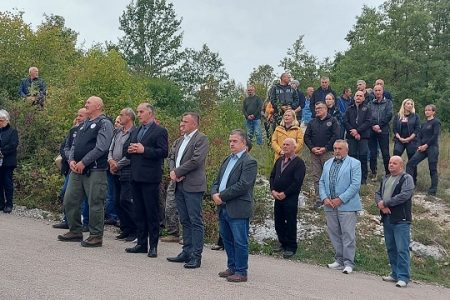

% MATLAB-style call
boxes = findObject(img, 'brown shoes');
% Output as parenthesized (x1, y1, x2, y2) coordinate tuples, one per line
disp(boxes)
(226, 274, 248, 283)
(160, 235, 180, 243)
(57, 232, 83, 242)
(81, 235, 103, 247)
(218, 269, 234, 278)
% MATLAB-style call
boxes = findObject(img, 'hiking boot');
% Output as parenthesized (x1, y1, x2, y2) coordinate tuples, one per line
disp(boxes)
(81, 235, 103, 247)
(57, 232, 83, 242)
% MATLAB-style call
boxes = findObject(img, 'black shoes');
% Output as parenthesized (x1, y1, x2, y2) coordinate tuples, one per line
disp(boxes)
(116, 232, 129, 240)
(148, 247, 157, 258)
(82, 225, 89, 232)
(3, 206, 12, 213)
(104, 218, 118, 226)
(125, 244, 148, 253)
(184, 258, 201, 269)
(167, 252, 191, 263)
(53, 222, 69, 229)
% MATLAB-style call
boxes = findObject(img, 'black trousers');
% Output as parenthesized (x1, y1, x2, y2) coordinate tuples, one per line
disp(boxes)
(369, 131, 390, 174)
(393, 140, 417, 180)
(132, 181, 160, 249)
(406, 145, 439, 193)
(348, 138, 369, 182)
(113, 175, 136, 235)
(274, 197, 298, 252)
(0, 166, 14, 208)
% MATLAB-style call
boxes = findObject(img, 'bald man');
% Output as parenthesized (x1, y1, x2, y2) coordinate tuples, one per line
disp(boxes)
(58, 96, 114, 247)
(375, 156, 414, 288)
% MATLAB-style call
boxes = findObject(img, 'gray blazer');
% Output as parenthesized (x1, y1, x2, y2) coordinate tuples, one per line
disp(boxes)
(169, 130, 209, 193)
(211, 151, 257, 219)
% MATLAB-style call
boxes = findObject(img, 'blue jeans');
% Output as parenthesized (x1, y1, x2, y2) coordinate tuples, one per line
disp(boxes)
(175, 183, 204, 259)
(383, 217, 410, 282)
(219, 207, 249, 276)
(245, 119, 263, 145)
(105, 171, 118, 221)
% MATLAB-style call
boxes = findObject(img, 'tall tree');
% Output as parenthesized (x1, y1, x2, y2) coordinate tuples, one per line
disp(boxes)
(118, 0, 183, 77)
(248, 64, 275, 89)
(171, 44, 229, 99)
(280, 35, 318, 88)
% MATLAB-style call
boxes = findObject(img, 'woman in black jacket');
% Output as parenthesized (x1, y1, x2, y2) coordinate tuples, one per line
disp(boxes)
(406, 104, 440, 196)
(0, 110, 19, 213)
(393, 99, 420, 158)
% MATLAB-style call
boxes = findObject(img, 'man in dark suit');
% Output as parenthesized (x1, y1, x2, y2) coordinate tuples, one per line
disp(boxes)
(166, 112, 209, 269)
(125, 103, 168, 258)
(211, 129, 257, 283)
(270, 138, 306, 259)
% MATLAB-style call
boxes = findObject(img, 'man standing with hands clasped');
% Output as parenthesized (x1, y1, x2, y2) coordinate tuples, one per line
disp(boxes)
(125, 103, 168, 258)
(211, 129, 257, 283)
(166, 112, 209, 269)
(375, 156, 414, 288)
(270, 138, 306, 259)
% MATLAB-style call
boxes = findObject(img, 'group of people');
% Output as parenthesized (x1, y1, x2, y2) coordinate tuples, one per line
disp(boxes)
(242, 72, 441, 287)
(51, 95, 256, 283)
(3, 67, 441, 287)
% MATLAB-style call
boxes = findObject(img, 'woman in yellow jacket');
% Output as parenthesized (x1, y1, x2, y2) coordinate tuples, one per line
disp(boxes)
(271, 109, 304, 162)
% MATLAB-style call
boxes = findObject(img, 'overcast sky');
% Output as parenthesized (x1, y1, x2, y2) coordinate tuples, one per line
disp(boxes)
(1, 0, 385, 85)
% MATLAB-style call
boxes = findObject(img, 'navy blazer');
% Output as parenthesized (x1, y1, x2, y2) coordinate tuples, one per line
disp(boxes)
(128, 122, 168, 183)
(211, 151, 257, 219)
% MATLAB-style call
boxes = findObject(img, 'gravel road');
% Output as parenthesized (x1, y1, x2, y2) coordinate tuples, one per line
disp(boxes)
(0, 214, 449, 299)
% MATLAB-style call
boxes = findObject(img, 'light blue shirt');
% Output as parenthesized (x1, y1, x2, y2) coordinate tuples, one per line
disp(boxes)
(219, 149, 246, 192)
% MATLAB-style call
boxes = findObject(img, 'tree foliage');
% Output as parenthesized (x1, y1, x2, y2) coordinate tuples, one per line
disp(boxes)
(171, 44, 229, 96)
(279, 35, 319, 88)
(332, 0, 450, 123)
(118, 0, 183, 77)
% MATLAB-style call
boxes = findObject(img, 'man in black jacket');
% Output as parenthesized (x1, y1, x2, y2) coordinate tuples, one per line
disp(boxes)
(368, 85, 393, 178)
(375, 156, 414, 288)
(304, 102, 340, 208)
(270, 73, 299, 125)
(270, 138, 306, 259)
(344, 91, 372, 184)
(310, 76, 337, 118)
(125, 103, 168, 258)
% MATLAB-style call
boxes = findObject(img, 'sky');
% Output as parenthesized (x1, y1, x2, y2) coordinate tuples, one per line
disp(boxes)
(0, 0, 386, 85)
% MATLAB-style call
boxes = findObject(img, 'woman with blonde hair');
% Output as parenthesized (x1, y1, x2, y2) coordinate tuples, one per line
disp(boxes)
(393, 99, 420, 165)
(271, 109, 303, 162)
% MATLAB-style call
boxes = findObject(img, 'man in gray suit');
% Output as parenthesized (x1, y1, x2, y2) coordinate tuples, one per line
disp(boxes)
(211, 129, 258, 283)
(166, 112, 209, 269)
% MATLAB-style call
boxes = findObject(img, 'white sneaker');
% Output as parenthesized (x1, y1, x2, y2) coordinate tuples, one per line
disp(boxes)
(327, 261, 344, 270)
(396, 280, 407, 287)
(342, 266, 353, 274)
(382, 275, 397, 282)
